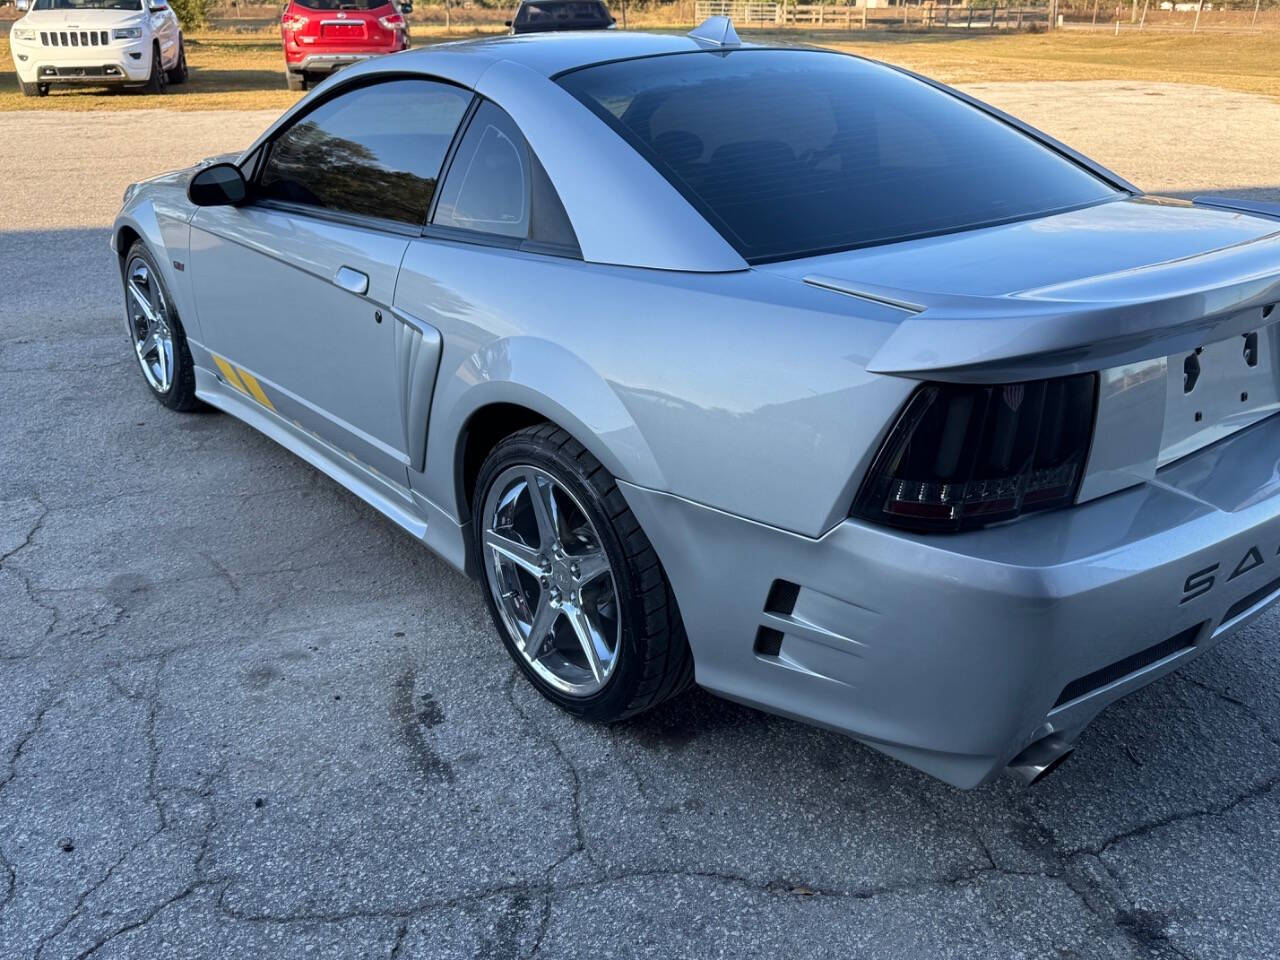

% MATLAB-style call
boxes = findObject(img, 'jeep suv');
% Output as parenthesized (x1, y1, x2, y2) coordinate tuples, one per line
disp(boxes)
(8, 0, 186, 97)
(280, 0, 411, 92)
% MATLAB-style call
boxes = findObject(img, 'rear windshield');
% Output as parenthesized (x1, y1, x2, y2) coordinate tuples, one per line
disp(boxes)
(558, 50, 1121, 262)
(292, 0, 389, 10)
(515, 1, 610, 27)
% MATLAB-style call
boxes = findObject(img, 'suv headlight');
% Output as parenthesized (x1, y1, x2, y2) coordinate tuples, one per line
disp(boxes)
(12, 27, 37, 40)
(112, 27, 144, 39)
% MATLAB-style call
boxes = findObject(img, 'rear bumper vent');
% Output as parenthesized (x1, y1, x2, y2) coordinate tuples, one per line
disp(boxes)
(1053, 621, 1204, 708)
(1222, 575, 1280, 625)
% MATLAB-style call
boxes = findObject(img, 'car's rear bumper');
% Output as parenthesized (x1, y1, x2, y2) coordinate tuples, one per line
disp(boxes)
(621, 410, 1280, 788)
(285, 48, 401, 73)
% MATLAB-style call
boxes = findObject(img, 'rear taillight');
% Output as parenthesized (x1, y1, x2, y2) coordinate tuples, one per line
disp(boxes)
(852, 373, 1097, 533)
(378, 13, 405, 28)
(281, 13, 309, 31)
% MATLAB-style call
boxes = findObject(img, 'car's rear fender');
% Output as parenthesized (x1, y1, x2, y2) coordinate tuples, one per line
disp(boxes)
(413, 335, 667, 531)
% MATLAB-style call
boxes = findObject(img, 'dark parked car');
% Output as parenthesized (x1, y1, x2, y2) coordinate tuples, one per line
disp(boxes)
(507, 0, 614, 34)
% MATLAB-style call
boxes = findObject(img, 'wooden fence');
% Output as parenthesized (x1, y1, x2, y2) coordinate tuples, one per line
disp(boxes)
(694, 1, 1052, 29)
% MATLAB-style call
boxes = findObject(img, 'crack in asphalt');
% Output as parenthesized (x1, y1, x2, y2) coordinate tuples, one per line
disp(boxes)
(502, 669, 597, 877)
(0, 497, 50, 571)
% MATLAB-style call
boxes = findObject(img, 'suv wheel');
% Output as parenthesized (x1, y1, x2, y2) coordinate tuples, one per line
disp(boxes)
(18, 78, 49, 98)
(473, 425, 695, 722)
(143, 43, 167, 94)
(166, 38, 189, 84)
(285, 68, 307, 92)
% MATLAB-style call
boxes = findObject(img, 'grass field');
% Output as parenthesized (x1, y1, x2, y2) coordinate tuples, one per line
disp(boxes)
(2, 26, 1278, 112)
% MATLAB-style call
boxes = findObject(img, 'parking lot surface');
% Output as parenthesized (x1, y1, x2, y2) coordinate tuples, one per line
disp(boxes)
(2, 84, 1279, 960)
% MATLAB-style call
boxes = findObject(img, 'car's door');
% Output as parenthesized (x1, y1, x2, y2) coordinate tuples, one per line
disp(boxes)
(189, 77, 472, 480)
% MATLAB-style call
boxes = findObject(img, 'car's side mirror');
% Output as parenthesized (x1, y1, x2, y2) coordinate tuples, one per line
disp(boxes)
(188, 163, 248, 207)
(15, 0, 30, 11)
(399, 1, 412, 12)
(149, 0, 168, 9)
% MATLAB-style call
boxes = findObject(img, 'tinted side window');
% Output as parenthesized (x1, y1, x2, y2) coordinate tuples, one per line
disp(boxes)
(258, 79, 471, 225)
(433, 102, 531, 239)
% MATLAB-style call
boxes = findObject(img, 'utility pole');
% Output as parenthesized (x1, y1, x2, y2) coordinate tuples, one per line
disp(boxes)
(1192, 0, 1203, 33)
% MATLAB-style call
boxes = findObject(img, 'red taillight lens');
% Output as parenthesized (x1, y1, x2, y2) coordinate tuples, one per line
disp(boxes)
(281, 13, 309, 31)
(853, 373, 1097, 533)
(378, 13, 405, 28)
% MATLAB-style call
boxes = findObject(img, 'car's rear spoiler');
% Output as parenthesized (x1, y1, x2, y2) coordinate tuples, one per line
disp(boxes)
(850, 227, 1280, 383)
(1193, 196, 1280, 222)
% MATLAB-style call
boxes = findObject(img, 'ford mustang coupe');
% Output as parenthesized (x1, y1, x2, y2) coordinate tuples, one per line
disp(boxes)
(112, 20, 1280, 787)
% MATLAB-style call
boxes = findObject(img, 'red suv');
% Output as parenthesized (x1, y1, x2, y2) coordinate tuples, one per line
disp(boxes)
(280, 0, 411, 91)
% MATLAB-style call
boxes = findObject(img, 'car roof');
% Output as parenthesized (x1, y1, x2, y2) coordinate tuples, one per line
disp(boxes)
(389, 29, 763, 80)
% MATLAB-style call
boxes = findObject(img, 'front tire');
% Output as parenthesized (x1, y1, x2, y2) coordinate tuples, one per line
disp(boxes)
(166, 38, 188, 84)
(122, 241, 201, 412)
(18, 78, 49, 98)
(143, 43, 167, 94)
(474, 424, 694, 722)
(285, 69, 306, 92)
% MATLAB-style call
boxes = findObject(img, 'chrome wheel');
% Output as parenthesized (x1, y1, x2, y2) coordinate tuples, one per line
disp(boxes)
(125, 256, 174, 394)
(482, 464, 620, 697)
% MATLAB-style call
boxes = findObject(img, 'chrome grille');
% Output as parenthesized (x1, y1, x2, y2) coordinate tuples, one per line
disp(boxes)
(40, 30, 110, 46)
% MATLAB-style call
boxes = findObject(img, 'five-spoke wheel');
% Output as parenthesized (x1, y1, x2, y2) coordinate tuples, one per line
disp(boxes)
(474, 424, 694, 720)
(482, 464, 620, 696)
(121, 241, 201, 411)
(125, 255, 175, 395)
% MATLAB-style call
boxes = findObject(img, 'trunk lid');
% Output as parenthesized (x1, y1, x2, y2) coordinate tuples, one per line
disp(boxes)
(762, 197, 1280, 383)
(766, 195, 1280, 495)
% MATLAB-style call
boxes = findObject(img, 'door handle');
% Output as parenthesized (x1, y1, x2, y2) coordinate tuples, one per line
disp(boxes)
(334, 266, 369, 295)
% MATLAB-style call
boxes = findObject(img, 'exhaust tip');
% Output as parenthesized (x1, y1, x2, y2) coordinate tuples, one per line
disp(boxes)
(1008, 734, 1074, 786)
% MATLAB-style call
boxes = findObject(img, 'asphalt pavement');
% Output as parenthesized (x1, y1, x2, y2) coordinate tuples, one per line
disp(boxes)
(1, 96, 1279, 960)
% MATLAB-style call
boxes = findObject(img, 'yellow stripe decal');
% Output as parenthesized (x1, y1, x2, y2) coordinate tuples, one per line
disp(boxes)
(212, 355, 249, 396)
(235, 367, 276, 411)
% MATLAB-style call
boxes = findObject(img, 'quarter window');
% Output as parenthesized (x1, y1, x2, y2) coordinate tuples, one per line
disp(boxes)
(258, 79, 472, 225)
(433, 102, 531, 240)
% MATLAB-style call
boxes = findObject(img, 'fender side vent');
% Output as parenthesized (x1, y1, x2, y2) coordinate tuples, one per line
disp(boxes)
(1053, 622, 1204, 708)
(754, 626, 784, 658)
(764, 579, 801, 616)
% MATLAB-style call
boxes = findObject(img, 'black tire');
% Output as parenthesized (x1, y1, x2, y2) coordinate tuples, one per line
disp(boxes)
(18, 77, 48, 98)
(122, 241, 202, 412)
(143, 43, 167, 94)
(473, 424, 695, 722)
(285, 69, 306, 92)
(166, 38, 188, 85)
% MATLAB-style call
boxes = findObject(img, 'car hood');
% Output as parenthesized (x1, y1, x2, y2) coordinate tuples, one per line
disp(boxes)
(761, 197, 1280, 382)
(20, 9, 146, 26)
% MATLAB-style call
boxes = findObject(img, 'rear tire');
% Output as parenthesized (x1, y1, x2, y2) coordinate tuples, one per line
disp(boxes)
(285, 69, 306, 91)
(473, 424, 695, 722)
(166, 38, 188, 84)
(143, 43, 167, 94)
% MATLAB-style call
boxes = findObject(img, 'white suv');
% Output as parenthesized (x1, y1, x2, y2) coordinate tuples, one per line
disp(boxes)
(8, 0, 187, 97)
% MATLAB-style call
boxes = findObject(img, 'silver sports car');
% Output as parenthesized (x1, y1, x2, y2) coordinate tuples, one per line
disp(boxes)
(112, 19, 1280, 788)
